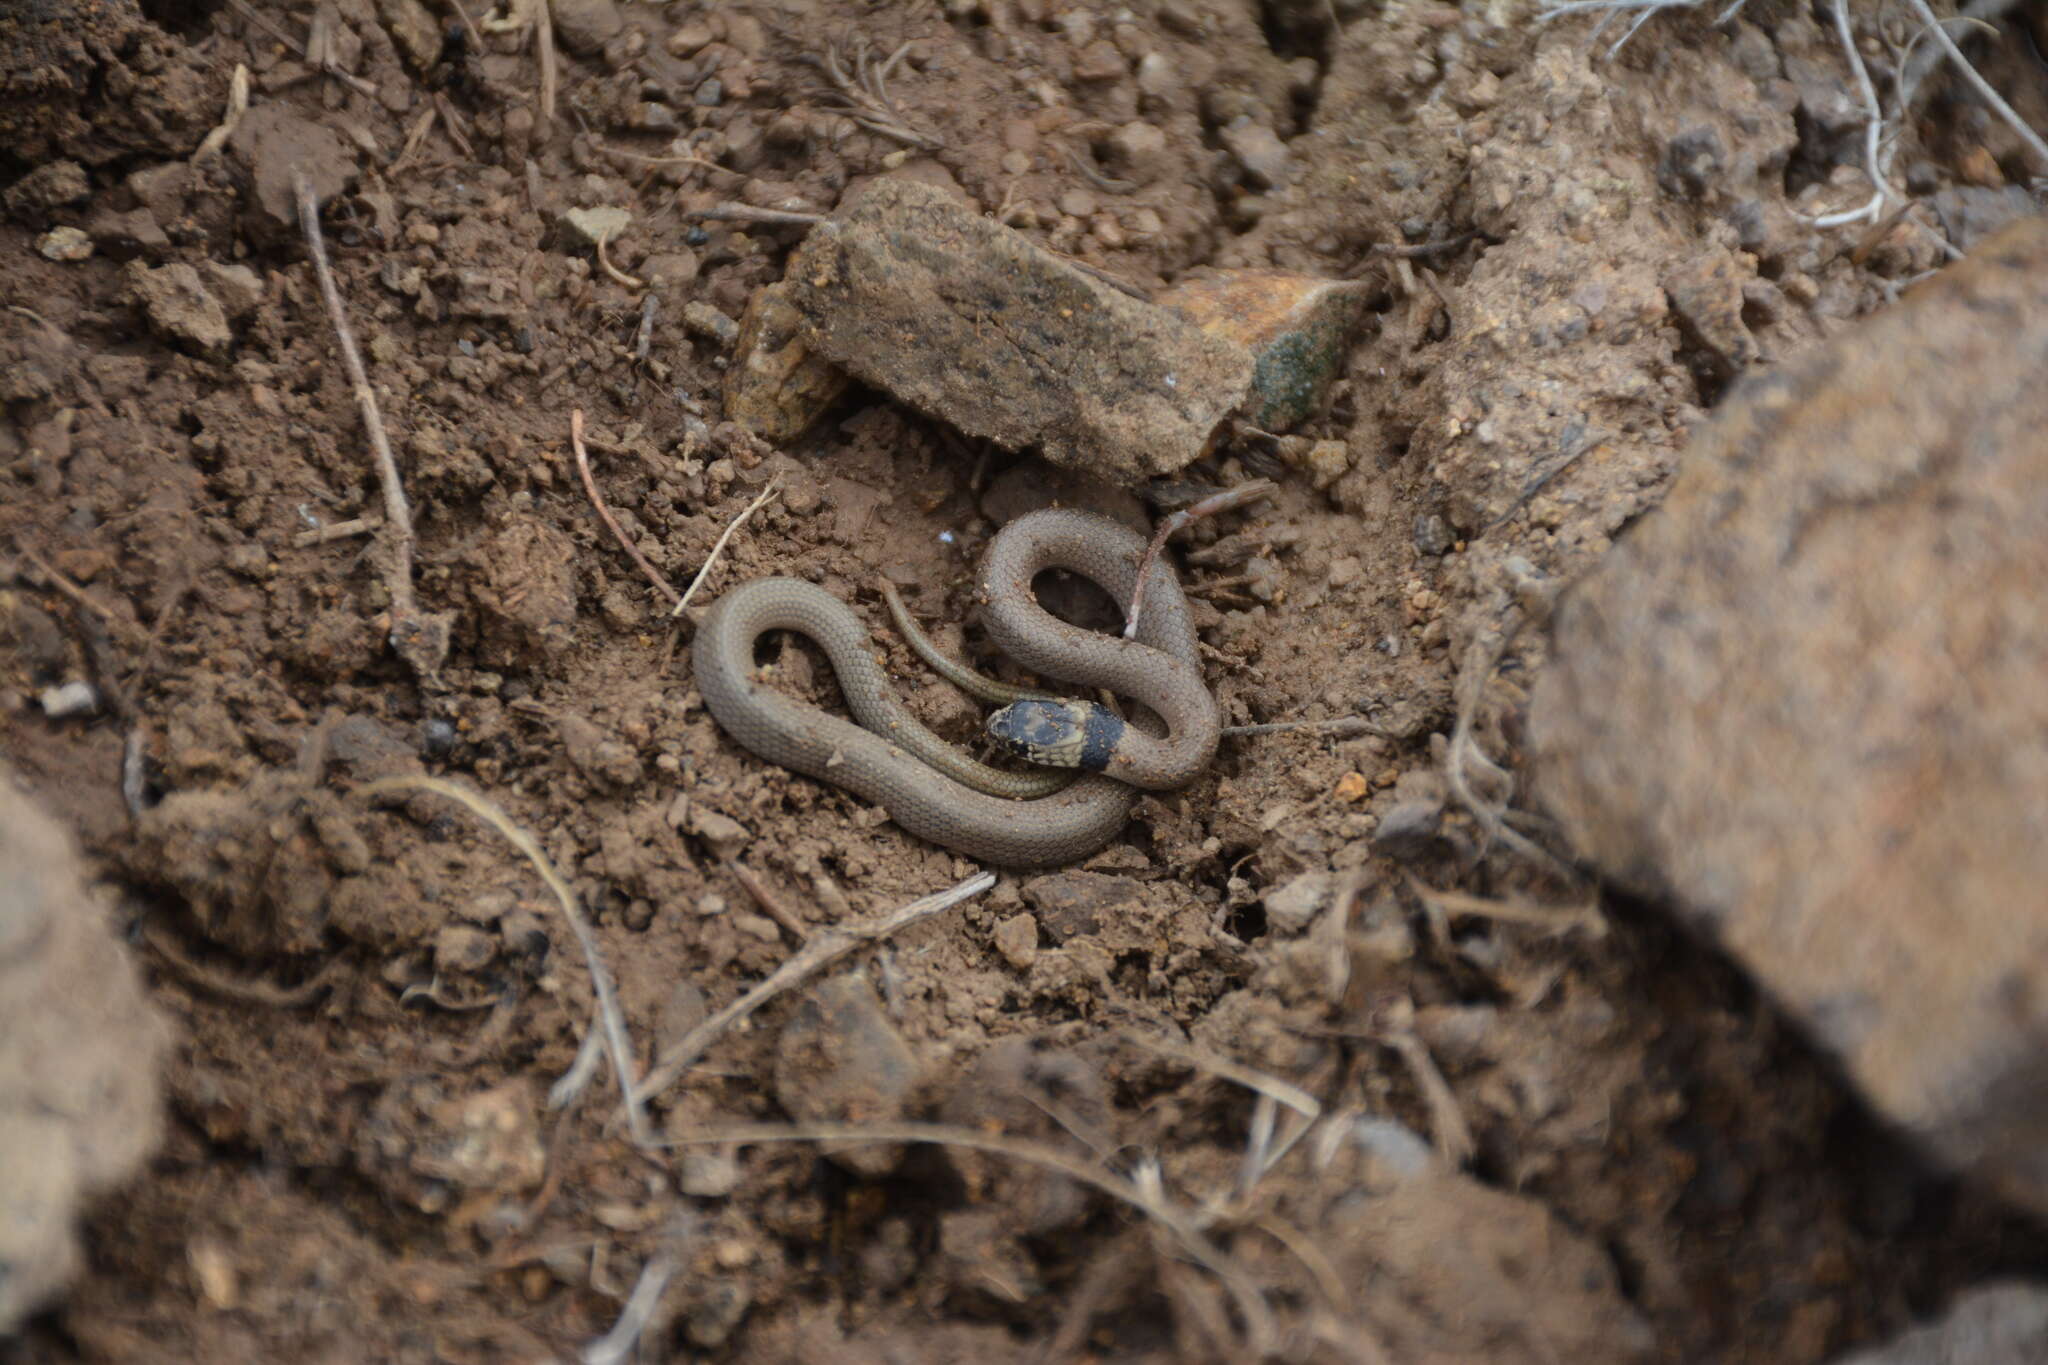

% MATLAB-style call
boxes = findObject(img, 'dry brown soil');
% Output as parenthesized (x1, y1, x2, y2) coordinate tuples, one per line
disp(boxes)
(4, 0, 2048, 1360)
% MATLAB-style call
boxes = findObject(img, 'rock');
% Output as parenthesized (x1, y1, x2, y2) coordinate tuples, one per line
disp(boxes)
(1019, 871, 1143, 943)
(228, 105, 356, 237)
(1531, 220, 2048, 1215)
(432, 923, 495, 974)
(1219, 117, 1291, 189)
(1830, 1282, 2048, 1364)
(411, 1081, 546, 1193)
(375, 0, 443, 71)
(3, 159, 89, 223)
(682, 301, 739, 348)
(1663, 252, 1758, 377)
(1658, 126, 1726, 200)
(0, 774, 169, 1332)
(202, 261, 265, 321)
(1930, 186, 2041, 252)
(36, 226, 91, 261)
(1159, 271, 1366, 432)
(991, 913, 1039, 969)
(772, 974, 918, 1177)
(124, 260, 232, 359)
(724, 280, 851, 444)
(1104, 120, 1169, 183)
(36, 681, 99, 717)
(1262, 870, 1332, 934)
(86, 205, 167, 259)
(548, 0, 622, 55)
(559, 205, 631, 250)
(1413, 512, 1453, 556)
(783, 177, 1254, 485)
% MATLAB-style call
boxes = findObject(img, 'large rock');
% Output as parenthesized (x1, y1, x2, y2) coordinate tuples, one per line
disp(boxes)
(0, 771, 170, 1330)
(783, 177, 1254, 485)
(1531, 219, 2048, 1211)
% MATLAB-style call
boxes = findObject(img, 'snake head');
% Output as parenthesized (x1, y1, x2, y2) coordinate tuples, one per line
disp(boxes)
(986, 698, 1124, 772)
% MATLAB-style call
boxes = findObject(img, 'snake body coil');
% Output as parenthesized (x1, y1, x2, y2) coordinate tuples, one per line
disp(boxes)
(692, 508, 1218, 868)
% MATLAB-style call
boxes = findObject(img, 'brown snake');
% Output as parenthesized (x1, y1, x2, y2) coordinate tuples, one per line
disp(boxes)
(692, 508, 1219, 867)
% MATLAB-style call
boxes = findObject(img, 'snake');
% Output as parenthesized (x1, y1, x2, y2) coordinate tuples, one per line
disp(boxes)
(691, 507, 1220, 867)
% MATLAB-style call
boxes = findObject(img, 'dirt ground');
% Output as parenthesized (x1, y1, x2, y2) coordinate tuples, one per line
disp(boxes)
(4, 0, 2048, 1359)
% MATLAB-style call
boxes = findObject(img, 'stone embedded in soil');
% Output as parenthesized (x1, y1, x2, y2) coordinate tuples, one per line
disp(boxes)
(1158, 270, 1367, 432)
(781, 177, 1255, 486)
(227, 105, 356, 237)
(123, 259, 232, 359)
(723, 280, 851, 443)
(374, 0, 443, 72)
(0, 774, 169, 1332)
(771, 973, 918, 1178)
(548, 0, 623, 55)
(1831, 1282, 2048, 1364)
(1531, 219, 2048, 1216)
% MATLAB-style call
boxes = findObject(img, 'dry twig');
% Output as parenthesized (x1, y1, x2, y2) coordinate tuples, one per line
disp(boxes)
(670, 476, 785, 618)
(571, 410, 680, 608)
(682, 202, 826, 228)
(143, 926, 342, 1008)
(582, 1251, 678, 1365)
(1403, 872, 1607, 938)
(802, 38, 942, 150)
(723, 857, 810, 943)
(1904, 0, 2048, 176)
(635, 871, 996, 1104)
(292, 515, 381, 548)
(1124, 480, 1277, 639)
(359, 775, 651, 1145)
(1221, 715, 1388, 739)
(294, 173, 452, 679)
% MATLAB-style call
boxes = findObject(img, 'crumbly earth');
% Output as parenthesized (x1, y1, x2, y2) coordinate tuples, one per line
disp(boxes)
(2, 0, 2046, 1360)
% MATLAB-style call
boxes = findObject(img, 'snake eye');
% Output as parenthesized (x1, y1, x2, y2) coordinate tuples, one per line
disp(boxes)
(987, 700, 1122, 771)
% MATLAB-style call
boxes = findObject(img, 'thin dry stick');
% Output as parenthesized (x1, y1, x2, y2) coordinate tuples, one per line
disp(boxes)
(535, 0, 558, 124)
(635, 871, 995, 1103)
(671, 1119, 1276, 1353)
(722, 857, 810, 943)
(445, 0, 484, 51)
(292, 515, 381, 548)
(1807, 0, 1895, 228)
(670, 476, 785, 618)
(1905, 0, 2048, 175)
(192, 63, 252, 165)
(143, 926, 342, 1008)
(1381, 1029, 1476, 1167)
(582, 1251, 678, 1365)
(571, 410, 680, 607)
(682, 202, 826, 228)
(359, 775, 651, 1145)
(11, 543, 134, 639)
(1222, 715, 1387, 739)
(1403, 872, 1607, 938)
(1124, 480, 1277, 639)
(294, 172, 451, 677)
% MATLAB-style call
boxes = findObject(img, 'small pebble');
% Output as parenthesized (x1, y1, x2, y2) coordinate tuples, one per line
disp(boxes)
(35, 226, 92, 261)
(37, 680, 99, 717)
(682, 301, 740, 347)
(419, 717, 457, 758)
(433, 924, 497, 974)
(694, 77, 724, 108)
(992, 913, 1039, 969)
(1413, 513, 1454, 556)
